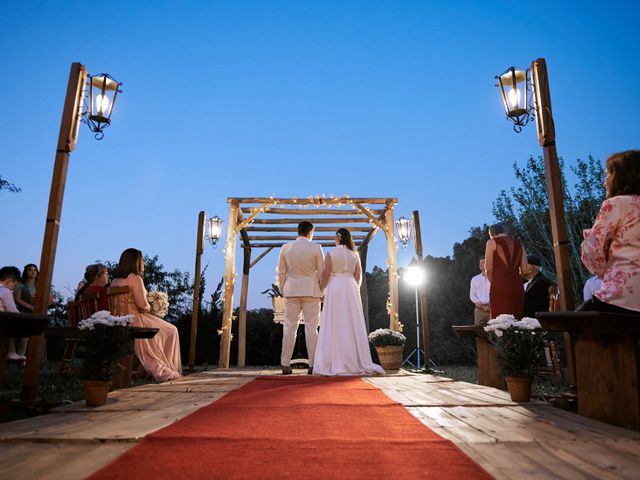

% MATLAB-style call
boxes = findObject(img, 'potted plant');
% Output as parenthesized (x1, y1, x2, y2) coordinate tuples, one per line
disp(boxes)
(261, 284, 285, 323)
(368, 328, 406, 371)
(78, 310, 134, 406)
(483, 314, 546, 402)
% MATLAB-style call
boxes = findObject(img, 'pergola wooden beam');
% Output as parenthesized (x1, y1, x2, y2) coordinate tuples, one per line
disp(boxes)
(247, 235, 367, 241)
(247, 226, 372, 232)
(242, 243, 354, 248)
(230, 197, 396, 205)
(242, 208, 386, 216)
(252, 217, 370, 224)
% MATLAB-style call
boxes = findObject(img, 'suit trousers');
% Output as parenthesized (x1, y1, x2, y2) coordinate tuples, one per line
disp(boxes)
(281, 296, 321, 366)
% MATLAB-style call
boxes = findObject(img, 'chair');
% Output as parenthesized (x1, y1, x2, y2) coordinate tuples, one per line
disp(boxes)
(107, 286, 130, 316)
(533, 285, 562, 379)
(107, 286, 142, 387)
(59, 301, 81, 374)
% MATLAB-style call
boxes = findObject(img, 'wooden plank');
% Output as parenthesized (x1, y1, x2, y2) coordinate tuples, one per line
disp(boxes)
(219, 200, 239, 368)
(243, 208, 386, 216)
(0, 442, 132, 480)
(249, 247, 274, 269)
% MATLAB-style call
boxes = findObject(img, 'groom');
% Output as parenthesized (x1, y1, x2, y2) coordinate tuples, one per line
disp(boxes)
(277, 220, 324, 375)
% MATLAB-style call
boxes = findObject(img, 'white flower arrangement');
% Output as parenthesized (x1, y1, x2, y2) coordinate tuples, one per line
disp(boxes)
(483, 314, 545, 377)
(483, 314, 542, 338)
(78, 310, 134, 330)
(368, 328, 406, 346)
(148, 290, 169, 318)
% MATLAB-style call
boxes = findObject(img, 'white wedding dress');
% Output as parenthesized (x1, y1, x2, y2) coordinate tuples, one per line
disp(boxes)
(313, 245, 384, 376)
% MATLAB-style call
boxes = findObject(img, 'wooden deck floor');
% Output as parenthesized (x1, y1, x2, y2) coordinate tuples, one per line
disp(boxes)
(1, 369, 639, 479)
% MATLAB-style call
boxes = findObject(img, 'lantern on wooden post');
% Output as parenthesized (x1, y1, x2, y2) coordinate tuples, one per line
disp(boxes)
(395, 216, 411, 248)
(207, 215, 224, 247)
(496, 67, 532, 132)
(85, 73, 122, 139)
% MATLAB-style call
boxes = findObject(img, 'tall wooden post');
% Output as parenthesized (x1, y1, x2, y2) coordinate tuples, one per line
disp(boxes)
(219, 200, 239, 368)
(237, 242, 251, 367)
(21, 63, 87, 404)
(358, 245, 370, 331)
(531, 58, 576, 386)
(384, 204, 400, 330)
(412, 210, 430, 369)
(188, 211, 206, 369)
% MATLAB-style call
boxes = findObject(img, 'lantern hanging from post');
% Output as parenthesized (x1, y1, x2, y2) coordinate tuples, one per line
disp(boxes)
(84, 73, 122, 139)
(207, 215, 223, 247)
(395, 216, 411, 248)
(496, 67, 532, 132)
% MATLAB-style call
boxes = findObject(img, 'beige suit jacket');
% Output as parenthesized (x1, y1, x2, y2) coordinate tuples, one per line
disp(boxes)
(277, 237, 324, 298)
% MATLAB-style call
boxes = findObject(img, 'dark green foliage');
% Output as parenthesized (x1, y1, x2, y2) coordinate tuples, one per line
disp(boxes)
(79, 323, 133, 381)
(0, 175, 21, 194)
(492, 155, 605, 301)
(486, 328, 546, 377)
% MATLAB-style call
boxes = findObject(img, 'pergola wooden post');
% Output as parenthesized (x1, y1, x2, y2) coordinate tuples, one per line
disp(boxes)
(216, 196, 399, 368)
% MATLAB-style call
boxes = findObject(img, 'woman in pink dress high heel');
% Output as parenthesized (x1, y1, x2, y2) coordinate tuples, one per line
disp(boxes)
(111, 248, 182, 381)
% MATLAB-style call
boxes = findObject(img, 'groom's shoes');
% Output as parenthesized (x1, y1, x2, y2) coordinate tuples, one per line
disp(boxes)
(307, 367, 313, 375)
(281, 365, 293, 375)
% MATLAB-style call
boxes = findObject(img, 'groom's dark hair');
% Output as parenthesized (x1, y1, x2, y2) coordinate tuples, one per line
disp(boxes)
(298, 221, 314, 236)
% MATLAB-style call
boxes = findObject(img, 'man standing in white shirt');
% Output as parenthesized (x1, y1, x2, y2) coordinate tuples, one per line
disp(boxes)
(277, 221, 324, 375)
(469, 257, 491, 325)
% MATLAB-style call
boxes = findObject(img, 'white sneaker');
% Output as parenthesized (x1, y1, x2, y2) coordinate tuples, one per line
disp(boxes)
(6, 352, 21, 361)
(17, 354, 27, 361)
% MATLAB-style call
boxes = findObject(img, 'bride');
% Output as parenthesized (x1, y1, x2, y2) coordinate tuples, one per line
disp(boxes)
(313, 228, 384, 376)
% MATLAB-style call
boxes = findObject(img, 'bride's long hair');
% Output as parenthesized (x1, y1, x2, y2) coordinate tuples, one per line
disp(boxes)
(336, 228, 355, 251)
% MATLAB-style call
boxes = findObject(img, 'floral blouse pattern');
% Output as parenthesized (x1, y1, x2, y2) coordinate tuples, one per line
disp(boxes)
(581, 195, 640, 312)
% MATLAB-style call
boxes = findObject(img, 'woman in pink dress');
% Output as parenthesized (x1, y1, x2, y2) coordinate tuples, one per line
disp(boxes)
(580, 150, 640, 313)
(111, 248, 182, 381)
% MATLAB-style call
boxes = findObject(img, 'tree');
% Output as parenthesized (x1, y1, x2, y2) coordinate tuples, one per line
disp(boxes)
(0, 175, 21, 194)
(492, 155, 605, 301)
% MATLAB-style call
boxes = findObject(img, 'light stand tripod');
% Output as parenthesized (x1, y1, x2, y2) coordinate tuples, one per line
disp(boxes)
(402, 285, 426, 369)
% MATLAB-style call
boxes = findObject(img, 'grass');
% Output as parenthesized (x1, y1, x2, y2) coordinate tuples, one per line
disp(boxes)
(0, 362, 156, 424)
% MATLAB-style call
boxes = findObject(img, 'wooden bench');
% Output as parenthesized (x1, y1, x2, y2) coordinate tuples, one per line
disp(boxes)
(537, 311, 640, 430)
(452, 324, 506, 389)
(0, 312, 49, 379)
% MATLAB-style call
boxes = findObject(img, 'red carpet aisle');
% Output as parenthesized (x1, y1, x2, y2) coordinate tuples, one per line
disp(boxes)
(89, 376, 493, 479)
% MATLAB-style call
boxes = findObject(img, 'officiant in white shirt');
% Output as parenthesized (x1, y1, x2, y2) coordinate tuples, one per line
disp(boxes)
(470, 257, 491, 324)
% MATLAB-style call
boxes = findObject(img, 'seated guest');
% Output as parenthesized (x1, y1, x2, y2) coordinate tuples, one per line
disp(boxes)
(523, 255, 553, 318)
(111, 248, 182, 381)
(76, 264, 110, 311)
(580, 150, 640, 313)
(582, 275, 602, 303)
(0, 266, 27, 361)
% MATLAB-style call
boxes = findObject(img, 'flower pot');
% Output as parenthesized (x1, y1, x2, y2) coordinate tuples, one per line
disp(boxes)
(272, 297, 286, 323)
(375, 345, 404, 371)
(83, 380, 112, 406)
(505, 376, 532, 402)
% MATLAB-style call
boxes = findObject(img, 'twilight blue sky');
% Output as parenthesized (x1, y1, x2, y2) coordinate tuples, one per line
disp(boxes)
(1, 1, 639, 307)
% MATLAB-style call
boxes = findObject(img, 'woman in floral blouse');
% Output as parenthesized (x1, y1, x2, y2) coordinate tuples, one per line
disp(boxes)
(580, 150, 640, 313)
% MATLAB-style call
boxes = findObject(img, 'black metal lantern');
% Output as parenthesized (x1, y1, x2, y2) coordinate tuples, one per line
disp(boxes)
(207, 216, 224, 247)
(85, 73, 122, 139)
(395, 216, 411, 248)
(496, 67, 532, 132)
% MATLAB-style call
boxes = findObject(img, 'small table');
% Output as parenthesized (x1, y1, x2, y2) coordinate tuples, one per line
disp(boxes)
(452, 324, 506, 390)
(0, 312, 49, 379)
(537, 311, 640, 430)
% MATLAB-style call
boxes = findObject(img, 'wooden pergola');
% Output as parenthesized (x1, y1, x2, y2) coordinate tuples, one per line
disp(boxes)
(218, 196, 400, 368)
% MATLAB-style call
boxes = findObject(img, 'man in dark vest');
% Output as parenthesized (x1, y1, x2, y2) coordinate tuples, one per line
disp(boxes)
(523, 255, 554, 318)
